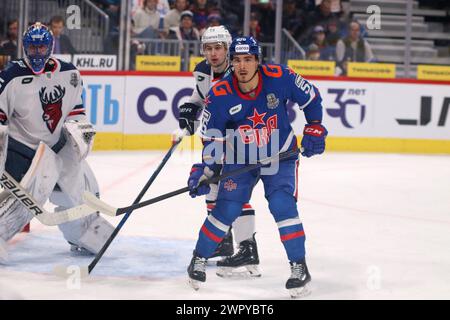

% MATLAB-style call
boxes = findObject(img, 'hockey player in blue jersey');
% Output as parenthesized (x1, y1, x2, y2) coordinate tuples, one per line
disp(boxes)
(186, 36, 328, 297)
(178, 26, 261, 277)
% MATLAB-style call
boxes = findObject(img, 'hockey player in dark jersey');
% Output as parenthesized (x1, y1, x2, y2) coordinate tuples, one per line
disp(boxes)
(186, 36, 328, 297)
(178, 26, 261, 277)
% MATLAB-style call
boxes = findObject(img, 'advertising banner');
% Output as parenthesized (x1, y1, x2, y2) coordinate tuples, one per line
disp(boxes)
(81, 72, 450, 152)
(73, 54, 117, 71)
(347, 62, 396, 79)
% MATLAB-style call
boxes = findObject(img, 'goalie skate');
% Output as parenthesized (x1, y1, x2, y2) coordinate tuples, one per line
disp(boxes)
(216, 234, 261, 278)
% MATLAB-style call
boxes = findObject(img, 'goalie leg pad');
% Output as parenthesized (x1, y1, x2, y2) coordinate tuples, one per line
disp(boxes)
(0, 143, 62, 241)
(0, 236, 9, 264)
(0, 196, 31, 242)
(58, 213, 114, 254)
(0, 125, 8, 177)
(52, 160, 113, 254)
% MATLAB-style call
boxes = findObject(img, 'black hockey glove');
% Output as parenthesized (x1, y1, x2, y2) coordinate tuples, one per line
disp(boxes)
(178, 103, 202, 135)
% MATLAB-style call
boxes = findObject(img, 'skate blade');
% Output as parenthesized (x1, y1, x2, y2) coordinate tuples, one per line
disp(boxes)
(188, 278, 202, 291)
(216, 265, 261, 279)
(288, 285, 311, 299)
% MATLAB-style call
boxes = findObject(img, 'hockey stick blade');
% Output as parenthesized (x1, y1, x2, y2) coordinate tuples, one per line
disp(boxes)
(83, 192, 117, 216)
(0, 172, 98, 226)
(85, 132, 188, 275)
(84, 149, 300, 216)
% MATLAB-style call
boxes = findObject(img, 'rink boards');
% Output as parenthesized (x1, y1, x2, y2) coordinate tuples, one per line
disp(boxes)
(80, 71, 450, 154)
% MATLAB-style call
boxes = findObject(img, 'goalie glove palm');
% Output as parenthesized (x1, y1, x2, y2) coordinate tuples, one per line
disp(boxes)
(179, 103, 201, 135)
(301, 123, 328, 157)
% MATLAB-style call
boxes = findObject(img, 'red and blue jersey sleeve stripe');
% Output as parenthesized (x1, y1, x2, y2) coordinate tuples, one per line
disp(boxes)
(68, 104, 85, 116)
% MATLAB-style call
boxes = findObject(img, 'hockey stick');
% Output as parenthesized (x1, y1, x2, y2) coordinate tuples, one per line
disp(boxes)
(84, 148, 301, 217)
(84, 130, 187, 274)
(0, 171, 98, 226)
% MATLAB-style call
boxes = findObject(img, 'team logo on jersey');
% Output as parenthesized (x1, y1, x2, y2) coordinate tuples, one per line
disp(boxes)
(70, 72, 79, 87)
(39, 85, 66, 133)
(223, 179, 237, 192)
(0, 108, 7, 125)
(229, 104, 242, 115)
(239, 109, 278, 147)
(266, 93, 279, 109)
(197, 75, 205, 82)
(21, 77, 33, 84)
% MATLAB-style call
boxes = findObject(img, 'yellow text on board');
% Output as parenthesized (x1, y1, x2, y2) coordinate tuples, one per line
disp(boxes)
(417, 65, 450, 81)
(136, 55, 181, 71)
(287, 60, 335, 76)
(347, 62, 396, 78)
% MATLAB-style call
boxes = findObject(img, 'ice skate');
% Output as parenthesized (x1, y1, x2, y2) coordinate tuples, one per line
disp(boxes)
(187, 251, 207, 290)
(69, 242, 95, 256)
(209, 231, 234, 260)
(216, 234, 261, 278)
(286, 259, 311, 298)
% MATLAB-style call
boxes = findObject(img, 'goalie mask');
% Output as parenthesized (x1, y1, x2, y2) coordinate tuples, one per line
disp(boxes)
(22, 22, 54, 74)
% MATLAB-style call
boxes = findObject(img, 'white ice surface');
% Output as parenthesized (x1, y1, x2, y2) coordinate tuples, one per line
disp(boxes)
(1, 150, 449, 299)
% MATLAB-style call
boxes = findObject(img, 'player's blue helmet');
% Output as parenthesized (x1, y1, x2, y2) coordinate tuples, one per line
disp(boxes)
(229, 36, 262, 63)
(22, 22, 54, 74)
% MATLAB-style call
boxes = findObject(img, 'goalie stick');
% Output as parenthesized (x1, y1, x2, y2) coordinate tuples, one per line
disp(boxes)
(84, 148, 301, 217)
(0, 171, 98, 226)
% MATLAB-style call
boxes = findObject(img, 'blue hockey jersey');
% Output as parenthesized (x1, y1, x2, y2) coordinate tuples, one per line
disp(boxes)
(199, 64, 323, 164)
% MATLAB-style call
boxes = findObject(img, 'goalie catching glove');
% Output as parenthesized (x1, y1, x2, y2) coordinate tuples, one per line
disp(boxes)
(63, 120, 96, 161)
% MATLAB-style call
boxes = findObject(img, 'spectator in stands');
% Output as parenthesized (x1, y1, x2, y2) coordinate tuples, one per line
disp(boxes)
(206, 13, 222, 29)
(50, 16, 77, 55)
(300, 0, 341, 46)
(168, 10, 200, 69)
(306, 43, 320, 61)
(0, 54, 11, 70)
(157, 0, 171, 17)
(310, 25, 335, 61)
(168, 10, 200, 41)
(336, 21, 375, 75)
(95, 0, 121, 54)
(132, 0, 161, 39)
(325, 17, 342, 47)
(220, 0, 242, 37)
(0, 19, 18, 60)
(191, 0, 209, 34)
(163, 0, 188, 36)
(282, 0, 306, 40)
(251, 0, 275, 43)
(248, 12, 268, 43)
(95, 0, 121, 28)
